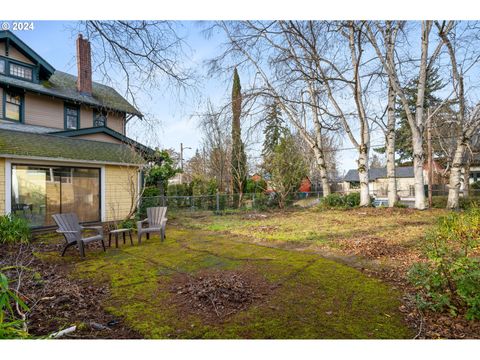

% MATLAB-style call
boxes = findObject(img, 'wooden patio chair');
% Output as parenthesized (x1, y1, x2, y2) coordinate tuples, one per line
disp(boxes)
(136, 207, 167, 243)
(52, 213, 106, 257)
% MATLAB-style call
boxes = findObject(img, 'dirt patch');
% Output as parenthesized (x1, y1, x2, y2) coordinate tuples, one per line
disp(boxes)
(339, 236, 407, 260)
(0, 239, 141, 339)
(167, 268, 271, 323)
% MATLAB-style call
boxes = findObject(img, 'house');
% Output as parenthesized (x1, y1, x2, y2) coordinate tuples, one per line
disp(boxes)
(342, 164, 445, 198)
(0, 31, 151, 227)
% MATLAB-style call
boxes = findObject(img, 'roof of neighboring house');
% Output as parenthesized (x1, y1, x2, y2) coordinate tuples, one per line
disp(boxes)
(343, 166, 414, 182)
(0, 71, 142, 117)
(0, 128, 145, 165)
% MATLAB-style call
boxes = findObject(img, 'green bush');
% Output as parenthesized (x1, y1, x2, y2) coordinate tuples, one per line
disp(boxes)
(319, 192, 363, 209)
(167, 183, 192, 197)
(0, 270, 29, 338)
(119, 219, 136, 229)
(344, 192, 361, 207)
(0, 215, 30, 244)
(408, 207, 480, 320)
(431, 195, 480, 209)
(143, 186, 161, 197)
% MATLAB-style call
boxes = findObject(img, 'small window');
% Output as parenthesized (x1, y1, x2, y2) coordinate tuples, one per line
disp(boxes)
(93, 110, 107, 127)
(0, 59, 5, 74)
(64, 104, 79, 130)
(9, 63, 33, 81)
(4, 91, 23, 122)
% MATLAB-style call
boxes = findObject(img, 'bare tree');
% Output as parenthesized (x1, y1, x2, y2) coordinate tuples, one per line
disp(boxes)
(198, 101, 232, 193)
(73, 21, 195, 131)
(366, 21, 452, 209)
(434, 21, 480, 209)
(209, 21, 339, 197)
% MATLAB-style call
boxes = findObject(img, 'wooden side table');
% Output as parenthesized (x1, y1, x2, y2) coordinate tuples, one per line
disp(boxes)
(109, 228, 134, 248)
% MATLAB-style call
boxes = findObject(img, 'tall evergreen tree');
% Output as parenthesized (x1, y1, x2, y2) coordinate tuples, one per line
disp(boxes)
(230, 68, 247, 203)
(262, 101, 287, 158)
(393, 68, 449, 164)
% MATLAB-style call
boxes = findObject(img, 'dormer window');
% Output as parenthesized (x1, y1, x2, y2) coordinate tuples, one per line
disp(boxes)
(9, 63, 33, 81)
(0, 59, 5, 74)
(93, 110, 107, 127)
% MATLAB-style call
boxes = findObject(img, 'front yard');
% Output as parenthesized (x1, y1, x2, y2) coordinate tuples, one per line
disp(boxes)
(3, 207, 479, 339)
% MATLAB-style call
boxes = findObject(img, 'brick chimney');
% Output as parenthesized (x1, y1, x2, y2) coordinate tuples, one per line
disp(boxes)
(76, 34, 92, 95)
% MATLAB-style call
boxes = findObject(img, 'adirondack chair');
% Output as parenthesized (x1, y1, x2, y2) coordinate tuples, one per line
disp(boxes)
(137, 207, 167, 243)
(52, 213, 106, 257)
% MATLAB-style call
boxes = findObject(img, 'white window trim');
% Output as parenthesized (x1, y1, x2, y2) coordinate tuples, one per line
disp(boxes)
(101, 166, 106, 222)
(5, 159, 11, 215)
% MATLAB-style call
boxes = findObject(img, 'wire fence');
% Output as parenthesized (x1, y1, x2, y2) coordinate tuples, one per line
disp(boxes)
(138, 186, 480, 216)
(139, 191, 324, 214)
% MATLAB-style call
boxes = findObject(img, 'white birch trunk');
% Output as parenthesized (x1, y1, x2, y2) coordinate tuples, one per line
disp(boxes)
(412, 139, 427, 210)
(358, 145, 370, 206)
(447, 141, 466, 209)
(313, 146, 331, 196)
(386, 83, 397, 207)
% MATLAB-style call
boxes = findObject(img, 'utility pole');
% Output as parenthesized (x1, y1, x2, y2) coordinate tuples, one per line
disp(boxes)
(427, 109, 433, 208)
(180, 142, 191, 185)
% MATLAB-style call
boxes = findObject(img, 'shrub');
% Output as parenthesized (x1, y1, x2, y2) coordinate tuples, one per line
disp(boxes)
(431, 195, 480, 209)
(0, 215, 30, 244)
(408, 207, 480, 320)
(344, 192, 361, 207)
(319, 192, 364, 209)
(320, 193, 345, 208)
(394, 201, 408, 208)
(0, 270, 29, 338)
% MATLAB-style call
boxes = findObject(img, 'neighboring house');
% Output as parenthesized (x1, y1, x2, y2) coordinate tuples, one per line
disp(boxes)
(0, 31, 151, 227)
(342, 164, 445, 198)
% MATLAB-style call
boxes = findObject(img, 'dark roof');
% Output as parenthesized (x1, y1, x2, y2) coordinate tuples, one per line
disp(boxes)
(0, 31, 55, 77)
(51, 126, 154, 156)
(343, 166, 414, 182)
(0, 128, 145, 165)
(0, 71, 142, 117)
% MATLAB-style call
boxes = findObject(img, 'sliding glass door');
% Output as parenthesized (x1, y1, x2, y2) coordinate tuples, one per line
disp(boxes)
(11, 165, 100, 227)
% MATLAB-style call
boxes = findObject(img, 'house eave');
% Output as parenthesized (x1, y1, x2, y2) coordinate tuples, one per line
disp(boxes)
(0, 153, 144, 168)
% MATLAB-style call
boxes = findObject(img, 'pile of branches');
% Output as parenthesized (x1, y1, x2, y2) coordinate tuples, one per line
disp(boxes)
(171, 270, 264, 320)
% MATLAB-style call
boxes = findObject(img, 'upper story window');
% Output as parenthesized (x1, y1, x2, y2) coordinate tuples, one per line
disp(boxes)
(0, 59, 5, 74)
(93, 110, 107, 127)
(4, 91, 23, 122)
(9, 63, 33, 81)
(64, 104, 80, 130)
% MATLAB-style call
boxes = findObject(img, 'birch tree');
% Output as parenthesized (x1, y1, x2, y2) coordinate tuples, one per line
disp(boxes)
(366, 21, 451, 209)
(434, 21, 480, 209)
(210, 21, 336, 197)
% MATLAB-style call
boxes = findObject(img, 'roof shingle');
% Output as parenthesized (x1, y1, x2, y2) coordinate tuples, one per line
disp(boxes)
(0, 128, 145, 165)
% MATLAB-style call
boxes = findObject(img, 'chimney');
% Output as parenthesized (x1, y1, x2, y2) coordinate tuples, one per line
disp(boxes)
(76, 34, 92, 95)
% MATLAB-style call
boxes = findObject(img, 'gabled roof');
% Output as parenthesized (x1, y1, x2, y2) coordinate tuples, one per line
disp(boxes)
(50, 126, 153, 156)
(0, 71, 142, 117)
(0, 128, 145, 165)
(0, 30, 142, 117)
(343, 167, 414, 182)
(0, 30, 55, 77)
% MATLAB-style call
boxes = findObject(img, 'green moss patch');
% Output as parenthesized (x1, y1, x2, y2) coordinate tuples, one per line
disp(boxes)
(66, 227, 413, 339)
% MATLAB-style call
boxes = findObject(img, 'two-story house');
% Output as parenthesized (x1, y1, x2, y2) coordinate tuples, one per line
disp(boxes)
(0, 30, 151, 227)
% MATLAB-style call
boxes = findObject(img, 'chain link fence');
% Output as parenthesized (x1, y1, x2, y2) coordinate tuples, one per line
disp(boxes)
(138, 191, 323, 215)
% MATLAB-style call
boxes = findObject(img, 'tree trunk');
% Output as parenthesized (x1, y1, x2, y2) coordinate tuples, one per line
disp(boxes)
(412, 139, 427, 210)
(386, 82, 397, 207)
(447, 141, 467, 209)
(313, 146, 331, 196)
(464, 158, 471, 199)
(358, 145, 370, 206)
